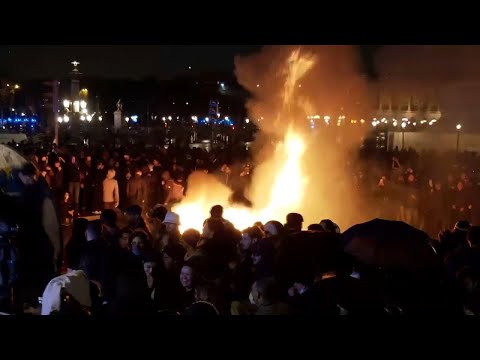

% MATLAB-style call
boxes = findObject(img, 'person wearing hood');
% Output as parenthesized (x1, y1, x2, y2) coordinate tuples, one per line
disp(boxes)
(102, 169, 119, 210)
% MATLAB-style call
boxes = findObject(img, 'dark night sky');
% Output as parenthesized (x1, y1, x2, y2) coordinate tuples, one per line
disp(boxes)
(0, 45, 263, 80)
(0, 45, 376, 80)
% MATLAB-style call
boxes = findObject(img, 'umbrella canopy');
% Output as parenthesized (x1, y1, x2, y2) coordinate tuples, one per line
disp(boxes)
(0, 144, 27, 173)
(342, 218, 438, 271)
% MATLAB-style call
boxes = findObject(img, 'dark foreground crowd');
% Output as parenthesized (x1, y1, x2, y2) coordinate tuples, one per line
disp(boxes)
(1, 142, 480, 315)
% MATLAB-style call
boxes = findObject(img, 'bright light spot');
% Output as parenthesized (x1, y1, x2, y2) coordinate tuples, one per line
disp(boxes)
(401, 122, 407, 129)
(256, 84, 260, 87)
(245, 118, 250, 124)
(14, 84, 19, 89)
(125, 117, 130, 122)
(11, 108, 15, 112)
(457, 124, 462, 130)
(205, 117, 210, 123)
(186, 102, 189, 105)
(225, 116, 229, 121)
(98, 116, 102, 121)
(57, 116, 63, 123)
(298, 84, 302, 88)
(393, 121, 398, 127)
(402, 118, 408, 122)
(6, 84, 9, 87)
(188, 66, 192, 70)
(80, 115, 86, 121)
(431, 119, 437, 123)
(80, 100, 87, 109)
(372, 121, 378, 127)
(86, 115, 92, 122)
(217, 113, 220, 118)
(63, 115, 69, 123)
(162, 117, 166, 121)
(82, 109, 88, 114)
(174, 129, 306, 233)
(21, 113, 25, 116)
(168, 116, 172, 121)
(220, 83, 225, 87)
(413, 122, 417, 126)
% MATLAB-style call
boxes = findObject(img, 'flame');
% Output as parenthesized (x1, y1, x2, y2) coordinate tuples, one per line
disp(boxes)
(174, 130, 307, 233)
(174, 48, 314, 233)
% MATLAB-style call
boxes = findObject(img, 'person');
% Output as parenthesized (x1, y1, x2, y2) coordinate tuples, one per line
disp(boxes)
(181, 229, 201, 261)
(52, 160, 65, 204)
(240, 226, 264, 252)
(67, 155, 81, 215)
(249, 278, 289, 315)
(284, 213, 303, 234)
(100, 209, 119, 247)
(402, 173, 419, 228)
(131, 231, 151, 259)
(251, 239, 275, 280)
(13, 162, 61, 313)
(205, 205, 233, 230)
(178, 264, 196, 313)
(164, 176, 184, 208)
(124, 205, 151, 242)
(92, 160, 106, 215)
(127, 169, 146, 208)
(162, 212, 181, 243)
(319, 219, 341, 234)
(0, 220, 17, 314)
(80, 155, 93, 214)
(103, 169, 119, 210)
(64, 218, 88, 271)
(143, 255, 160, 303)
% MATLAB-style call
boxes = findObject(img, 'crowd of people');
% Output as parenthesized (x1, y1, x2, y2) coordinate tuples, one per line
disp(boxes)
(1, 141, 480, 315)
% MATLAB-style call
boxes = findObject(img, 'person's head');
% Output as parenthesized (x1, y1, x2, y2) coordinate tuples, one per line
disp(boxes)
(85, 220, 102, 242)
(64, 191, 70, 202)
(161, 170, 171, 181)
(97, 161, 104, 170)
(151, 204, 168, 221)
(264, 221, 283, 238)
(434, 181, 442, 191)
(126, 205, 142, 226)
(19, 162, 38, 186)
(319, 219, 341, 234)
(85, 156, 92, 165)
(101, 209, 117, 229)
(71, 156, 76, 164)
(182, 229, 201, 249)
(467, 226, 480, 248)
(107, 168, 116, 179)
(308, 224, 325, 232)
(163, 212, 180, 233)
(210, 205, 223, 219)
(202, 218, 225, 240)
(118, 229, 132, 250)
(162, 244, 185, 270)
(250, 278, 277, 306)
(143, 258, 157, 279)
(241, 226, 264, 251)
(407, 173, 415, 183)
(153, 159, 160, 167)
(457, 181, 464, 191)
(131, 231, 148, 256)
(285, 213, 303, 233)
(54, 160, 61, 169)
(180, 264, 195, 290)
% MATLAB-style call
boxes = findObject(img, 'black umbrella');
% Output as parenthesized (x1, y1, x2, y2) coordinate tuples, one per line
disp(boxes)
(342, 218, 438, 271)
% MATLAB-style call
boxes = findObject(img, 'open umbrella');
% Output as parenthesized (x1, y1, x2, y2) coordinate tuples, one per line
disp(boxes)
(0, 144, 27, 173)
(342, 218, 438, 271)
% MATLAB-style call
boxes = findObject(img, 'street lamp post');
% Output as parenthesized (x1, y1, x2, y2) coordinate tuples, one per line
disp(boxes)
(401, 122, 407, 150)
(456, 124, 462, 153)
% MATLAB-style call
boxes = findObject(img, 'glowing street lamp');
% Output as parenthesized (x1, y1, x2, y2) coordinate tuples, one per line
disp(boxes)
(63, 100, 70, 108)
(401, 122, 407, 129)
(80, 115, 86, 121)
(86, 115, 92, 122)
(456, 124, 462, 152)
(14, 84, 19, 90)
(125, 117, 130, 123)
(98, 116, 103, 121)
(245, 118, 250, 124)
(80, 100, 87, 110)
(57, 116, 63, 123)
(167, 116, 172, 121)
(63, 115, 69, 123)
